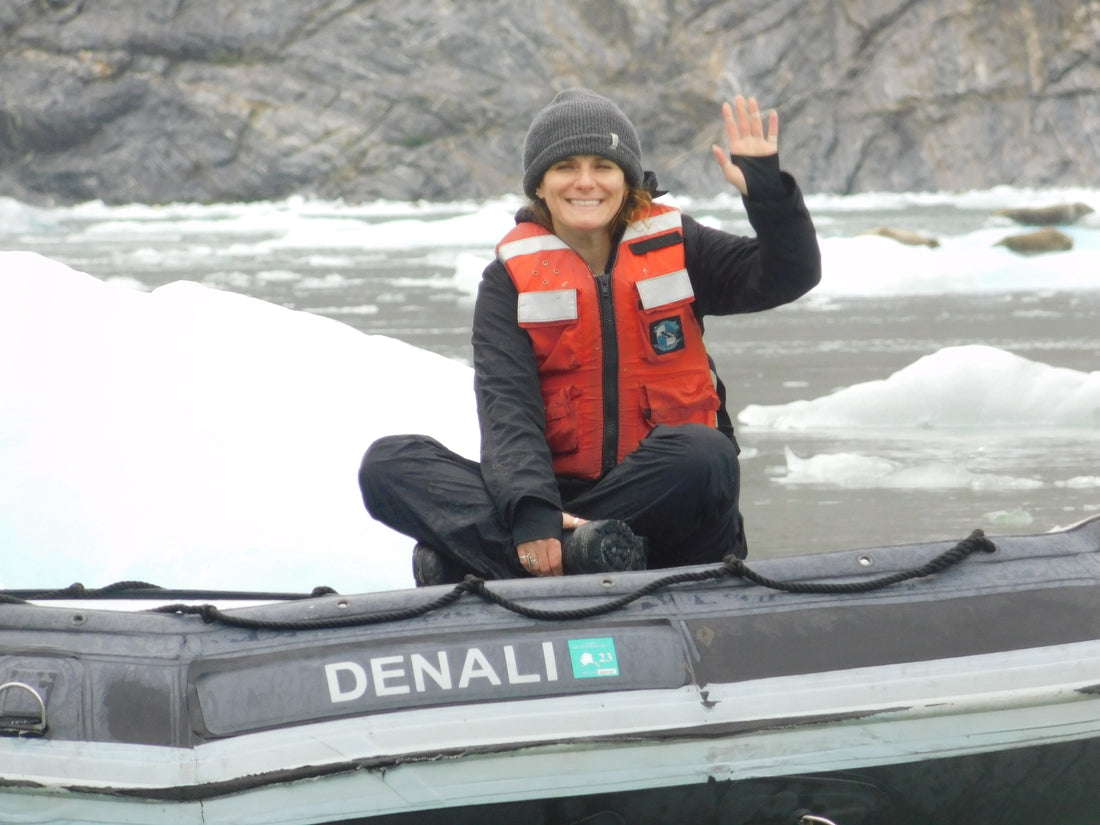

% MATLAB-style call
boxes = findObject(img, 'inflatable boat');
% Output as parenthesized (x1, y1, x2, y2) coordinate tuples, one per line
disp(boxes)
(2, 515, 1099, 825)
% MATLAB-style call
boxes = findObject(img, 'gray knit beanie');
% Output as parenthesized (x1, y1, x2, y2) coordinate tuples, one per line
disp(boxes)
(522, 88, 644, 199)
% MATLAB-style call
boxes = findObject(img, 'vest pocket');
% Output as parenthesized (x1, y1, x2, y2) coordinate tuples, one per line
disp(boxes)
(543, 385, 581, 455)
(641, 374, 720, 427)
(520, 319, 580, 372)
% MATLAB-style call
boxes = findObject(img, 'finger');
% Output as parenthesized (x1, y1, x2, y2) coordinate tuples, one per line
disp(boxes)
(712, 144, 747, 194)
(549, 541, 563, 576)
(766, 109, 779, 143)
(720, 100, 739, 146)
(746, 97, 765, 139)
(523, 540, 549, 576)
(733, 94, 751, 139)
(518, 541, 547, 575)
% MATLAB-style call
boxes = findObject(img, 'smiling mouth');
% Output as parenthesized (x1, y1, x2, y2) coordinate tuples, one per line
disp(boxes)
(568, 199, 603, 207)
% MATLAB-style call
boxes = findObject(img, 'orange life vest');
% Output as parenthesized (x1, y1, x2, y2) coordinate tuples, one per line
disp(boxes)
(497, 204, 720, 480)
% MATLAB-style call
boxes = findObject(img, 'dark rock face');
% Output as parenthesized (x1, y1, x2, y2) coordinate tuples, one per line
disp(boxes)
(2, 0, 1098, 205)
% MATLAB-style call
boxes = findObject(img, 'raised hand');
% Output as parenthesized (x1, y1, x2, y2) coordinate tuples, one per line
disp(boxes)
(710, 95, 779, 195)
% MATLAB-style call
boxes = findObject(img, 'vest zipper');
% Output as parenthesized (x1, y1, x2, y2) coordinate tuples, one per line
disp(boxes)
(595, 270, 619, 476)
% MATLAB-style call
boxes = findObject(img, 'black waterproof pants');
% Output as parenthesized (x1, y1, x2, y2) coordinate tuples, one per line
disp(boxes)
(358, 424, 746, 580)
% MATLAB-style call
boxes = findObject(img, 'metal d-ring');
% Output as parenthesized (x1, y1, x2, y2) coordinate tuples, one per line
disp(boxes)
(0, 681, 48, 736)
(799, 815, 839, 825)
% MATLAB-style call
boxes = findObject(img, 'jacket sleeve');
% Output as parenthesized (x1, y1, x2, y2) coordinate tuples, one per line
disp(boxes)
(472, 259, 564, 546)
(685, 162, 822, 317)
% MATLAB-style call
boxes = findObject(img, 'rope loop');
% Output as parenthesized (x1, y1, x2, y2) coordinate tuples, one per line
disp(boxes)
(717, 529, 996, 596)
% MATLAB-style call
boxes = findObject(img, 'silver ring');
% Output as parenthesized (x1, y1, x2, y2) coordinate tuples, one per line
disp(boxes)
(522, 554, 533, 566)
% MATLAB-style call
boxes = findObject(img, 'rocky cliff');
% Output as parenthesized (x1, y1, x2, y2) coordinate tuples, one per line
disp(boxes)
(2, 0, 1098, 205)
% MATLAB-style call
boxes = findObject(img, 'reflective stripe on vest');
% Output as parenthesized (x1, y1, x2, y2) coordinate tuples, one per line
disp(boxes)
(517, 289, 578, 324)
(636, 269, 692, 310)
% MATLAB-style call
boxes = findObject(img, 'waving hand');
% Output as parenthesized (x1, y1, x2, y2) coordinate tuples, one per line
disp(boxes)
(711, 95, 779, 196)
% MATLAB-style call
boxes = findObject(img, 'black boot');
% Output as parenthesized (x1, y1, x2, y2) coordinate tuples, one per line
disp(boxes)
(562, 520, 648, 574)
(411, 543, 466, 587)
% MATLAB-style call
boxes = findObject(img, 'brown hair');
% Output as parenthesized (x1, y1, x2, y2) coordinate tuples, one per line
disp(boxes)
(528, 185, 655, 238)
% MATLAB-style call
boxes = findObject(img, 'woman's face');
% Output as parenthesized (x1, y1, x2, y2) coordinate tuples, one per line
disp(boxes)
(537, 155, 627, 239)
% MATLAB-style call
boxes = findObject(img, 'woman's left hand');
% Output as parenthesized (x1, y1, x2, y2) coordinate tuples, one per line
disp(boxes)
(711, 95, 779, 196)
(516, 537, 563, 577)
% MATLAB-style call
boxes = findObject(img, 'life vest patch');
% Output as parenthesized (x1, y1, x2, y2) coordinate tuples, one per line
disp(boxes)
(649, 316, 685, 355)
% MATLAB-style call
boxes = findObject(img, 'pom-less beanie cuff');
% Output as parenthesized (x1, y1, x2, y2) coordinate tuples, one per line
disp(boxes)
(522, 88, 644, 199)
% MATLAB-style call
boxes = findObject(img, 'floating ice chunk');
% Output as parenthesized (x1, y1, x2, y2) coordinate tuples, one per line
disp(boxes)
(739, 345, 1100, 430)
(0, 251, 479, 592)
(777, 448, 1043, 490)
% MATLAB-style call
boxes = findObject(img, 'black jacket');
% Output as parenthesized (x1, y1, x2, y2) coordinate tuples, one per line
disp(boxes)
(472, 163, 821, 549)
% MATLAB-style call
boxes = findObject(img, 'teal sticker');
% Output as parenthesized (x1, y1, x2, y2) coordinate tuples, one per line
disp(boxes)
(568, 637, 619, 678)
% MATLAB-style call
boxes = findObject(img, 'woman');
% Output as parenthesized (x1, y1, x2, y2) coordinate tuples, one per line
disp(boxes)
(360, 88, 820, 585)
